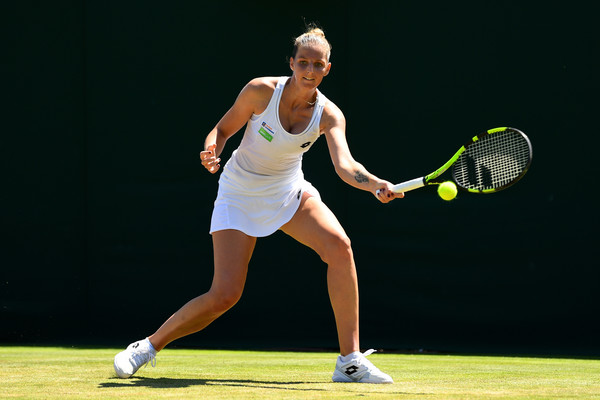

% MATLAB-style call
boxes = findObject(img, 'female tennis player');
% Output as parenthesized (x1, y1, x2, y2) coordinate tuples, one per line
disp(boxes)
(114, 26, 402, 383)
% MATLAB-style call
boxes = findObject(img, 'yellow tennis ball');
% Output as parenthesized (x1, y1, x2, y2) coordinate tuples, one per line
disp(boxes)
(438, 181, 458, 201)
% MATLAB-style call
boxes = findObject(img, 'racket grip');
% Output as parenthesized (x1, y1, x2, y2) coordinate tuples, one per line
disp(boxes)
(376, 177, 426, 196)
(391, 177, 426, 193)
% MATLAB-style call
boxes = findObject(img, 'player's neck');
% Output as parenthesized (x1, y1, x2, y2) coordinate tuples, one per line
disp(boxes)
(284, 77, 317, 109)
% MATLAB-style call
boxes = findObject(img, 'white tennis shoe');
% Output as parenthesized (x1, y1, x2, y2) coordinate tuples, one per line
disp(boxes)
(114, 338, 157, 378)
(332, 349, 393, 384)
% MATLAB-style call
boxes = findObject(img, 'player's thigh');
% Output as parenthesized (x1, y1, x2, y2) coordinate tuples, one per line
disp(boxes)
(280, 194, 350, 258)
(211, 229, 256, 293)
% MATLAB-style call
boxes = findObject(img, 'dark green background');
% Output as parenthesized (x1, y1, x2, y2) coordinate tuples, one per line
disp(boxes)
(3, 1, 599, 355)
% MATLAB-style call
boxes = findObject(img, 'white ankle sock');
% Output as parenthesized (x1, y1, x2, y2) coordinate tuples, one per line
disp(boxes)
(340, 351, 361, 362)
(145, 338, 157, 353)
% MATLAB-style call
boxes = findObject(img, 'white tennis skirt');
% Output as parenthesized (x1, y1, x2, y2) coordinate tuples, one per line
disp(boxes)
(209, 161, 320, 237)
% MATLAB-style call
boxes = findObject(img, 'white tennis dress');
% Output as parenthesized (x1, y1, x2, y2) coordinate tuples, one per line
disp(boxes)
(210, 76, 326, 237)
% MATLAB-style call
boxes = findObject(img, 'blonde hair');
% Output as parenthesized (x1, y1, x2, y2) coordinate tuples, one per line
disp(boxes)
(292, 25, 332, 61)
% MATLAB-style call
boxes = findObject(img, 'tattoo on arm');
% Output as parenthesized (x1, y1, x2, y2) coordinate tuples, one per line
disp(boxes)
(354, 170, 369, 184)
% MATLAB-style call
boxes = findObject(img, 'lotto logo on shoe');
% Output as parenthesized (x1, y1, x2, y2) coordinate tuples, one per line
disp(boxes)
(345, 366, 359, 375)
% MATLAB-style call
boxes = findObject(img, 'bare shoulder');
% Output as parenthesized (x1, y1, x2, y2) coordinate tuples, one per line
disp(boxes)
(243, 77, 278, 98)
(238, 77, 279, 113)
(247, 76, 279, 88)
(321, 99, 346, 133)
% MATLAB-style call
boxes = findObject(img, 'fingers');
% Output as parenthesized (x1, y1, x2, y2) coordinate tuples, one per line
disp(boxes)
(200, 143, 217, 160)
(375, 186, 404, 203)
(200, 144, 221, 174)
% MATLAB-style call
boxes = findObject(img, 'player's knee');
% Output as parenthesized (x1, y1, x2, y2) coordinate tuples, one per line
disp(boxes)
(320, 234, 353, 265)
(208, 289, 243, 315)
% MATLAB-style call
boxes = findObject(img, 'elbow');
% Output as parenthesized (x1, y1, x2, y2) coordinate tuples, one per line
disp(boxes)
(333, 160, 356, 181)
(333, 161, 350, 178)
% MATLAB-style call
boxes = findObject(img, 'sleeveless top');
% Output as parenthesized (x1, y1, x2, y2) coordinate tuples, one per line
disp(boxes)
(210, 76, 327, 237)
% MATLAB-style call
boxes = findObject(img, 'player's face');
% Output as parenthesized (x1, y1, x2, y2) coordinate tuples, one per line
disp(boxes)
(290, 44, 331, 88)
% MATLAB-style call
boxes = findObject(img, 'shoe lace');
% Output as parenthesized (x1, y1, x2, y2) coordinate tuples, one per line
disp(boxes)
(363, 349, 376, 357)
(356, 349, 381, 371)
(132, 348, 157, 369)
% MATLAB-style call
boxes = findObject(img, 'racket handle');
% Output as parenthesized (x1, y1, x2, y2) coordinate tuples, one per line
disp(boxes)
(391, 177, 426, 193)
(376, 177, 426, 196)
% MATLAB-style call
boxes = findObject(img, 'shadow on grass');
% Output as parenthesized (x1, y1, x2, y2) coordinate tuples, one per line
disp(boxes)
(99, 376, 427, 395)
(99, 376, 327, 392)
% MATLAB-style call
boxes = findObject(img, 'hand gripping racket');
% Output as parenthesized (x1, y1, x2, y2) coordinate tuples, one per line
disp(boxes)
(382, 127, 532, 195)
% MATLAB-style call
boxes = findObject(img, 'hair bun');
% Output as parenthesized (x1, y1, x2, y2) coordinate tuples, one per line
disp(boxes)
(307, 27, 326, 38)
(292, 24, 332, 60)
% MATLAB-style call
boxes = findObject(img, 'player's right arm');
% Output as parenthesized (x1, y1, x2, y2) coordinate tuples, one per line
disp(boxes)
(201, 77, 276, 173)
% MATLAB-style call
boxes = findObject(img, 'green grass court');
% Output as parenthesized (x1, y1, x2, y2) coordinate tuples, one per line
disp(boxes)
(1, 346, 599, 399)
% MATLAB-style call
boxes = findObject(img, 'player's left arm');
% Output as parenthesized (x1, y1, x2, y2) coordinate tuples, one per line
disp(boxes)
(322, 103, 403, 203)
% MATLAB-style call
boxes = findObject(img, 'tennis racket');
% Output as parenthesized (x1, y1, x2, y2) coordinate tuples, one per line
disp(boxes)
(382, 127, 532, 195)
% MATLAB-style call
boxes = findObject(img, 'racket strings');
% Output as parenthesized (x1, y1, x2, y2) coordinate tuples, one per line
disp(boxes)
(453, 130, 531, 191)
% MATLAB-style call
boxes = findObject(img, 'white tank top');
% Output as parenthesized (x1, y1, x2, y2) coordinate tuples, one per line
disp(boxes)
(219, 76, 326, 197)
(211, 77, 326, 236)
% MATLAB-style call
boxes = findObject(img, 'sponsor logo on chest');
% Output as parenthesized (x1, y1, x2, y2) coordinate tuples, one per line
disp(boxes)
(258, 120, 315, 149)
(258, 121, 275, 142)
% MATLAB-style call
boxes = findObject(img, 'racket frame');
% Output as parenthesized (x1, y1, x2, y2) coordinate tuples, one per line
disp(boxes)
(390, 127, 532, 194)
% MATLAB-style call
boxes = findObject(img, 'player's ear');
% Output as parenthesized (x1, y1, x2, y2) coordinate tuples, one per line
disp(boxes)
(289, 57, 294, 71)
(324, 62, 331, 76)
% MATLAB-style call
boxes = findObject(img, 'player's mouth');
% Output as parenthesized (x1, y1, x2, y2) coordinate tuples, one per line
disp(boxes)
(303, 77, 315, 81)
